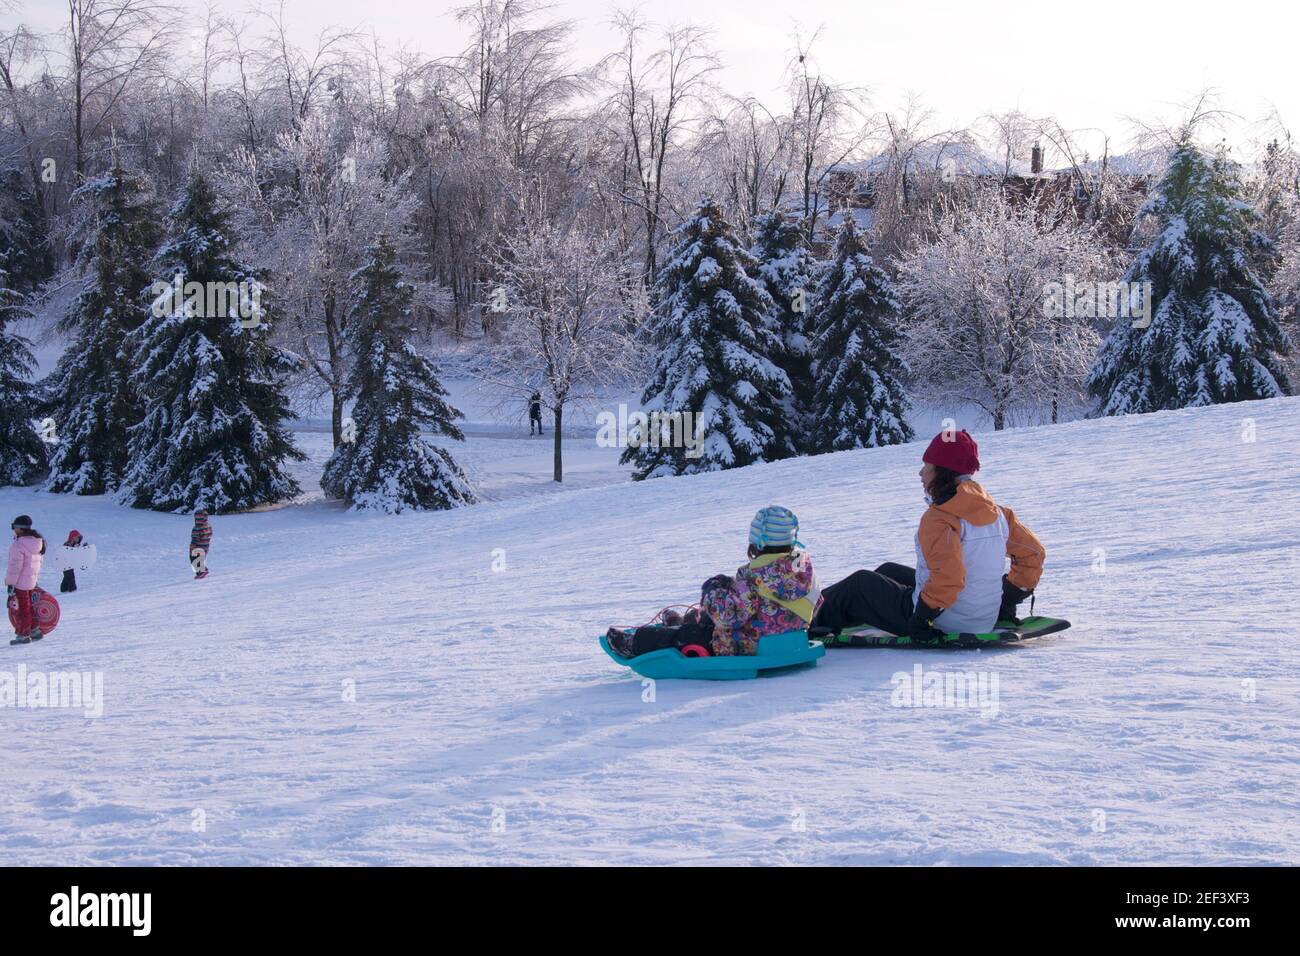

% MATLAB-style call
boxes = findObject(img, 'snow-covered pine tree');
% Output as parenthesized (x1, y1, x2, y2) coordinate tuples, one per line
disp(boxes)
(1087, 137, 1293, 414)
(623, 198, 792, 479)
(0, 280, 44, 485)
(320, 234, 474, 513)
(117, 171, 303, 513)
(41, 164, 161, 494)
(750, 209, 820, 453)
(810, 215, 913, 451)
(0, 168, 53, 294)
(0, 167, 52, 485)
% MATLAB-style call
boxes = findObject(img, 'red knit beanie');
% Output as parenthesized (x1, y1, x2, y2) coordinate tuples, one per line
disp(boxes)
(922, 429, 980, 474)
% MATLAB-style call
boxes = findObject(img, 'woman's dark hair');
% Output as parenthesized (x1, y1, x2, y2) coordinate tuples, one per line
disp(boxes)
(925, 465, 962, 503)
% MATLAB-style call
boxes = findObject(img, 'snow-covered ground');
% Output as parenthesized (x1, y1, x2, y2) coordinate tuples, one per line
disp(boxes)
(2, 396, 1298, 865)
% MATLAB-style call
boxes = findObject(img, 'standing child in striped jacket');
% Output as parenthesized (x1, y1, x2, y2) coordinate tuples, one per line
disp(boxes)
(190, 511, 212, 580)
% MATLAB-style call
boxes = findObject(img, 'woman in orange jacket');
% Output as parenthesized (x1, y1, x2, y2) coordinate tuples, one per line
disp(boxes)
(814, 429, 1045, 641)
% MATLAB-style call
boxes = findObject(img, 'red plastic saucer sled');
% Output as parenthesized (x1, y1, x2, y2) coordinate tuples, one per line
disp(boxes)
(7, 587, 60, 636)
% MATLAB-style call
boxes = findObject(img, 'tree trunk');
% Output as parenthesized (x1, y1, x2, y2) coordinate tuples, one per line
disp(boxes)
(991, 388, 1009, 431)
(74, 73, 84, 181)
(332, 390, 344, 449)
(325, 293, 343, 447)
(552, 405, 563, 482)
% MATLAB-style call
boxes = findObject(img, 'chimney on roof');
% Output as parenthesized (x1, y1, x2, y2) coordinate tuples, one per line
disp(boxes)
(1030, 143, 1044, 175)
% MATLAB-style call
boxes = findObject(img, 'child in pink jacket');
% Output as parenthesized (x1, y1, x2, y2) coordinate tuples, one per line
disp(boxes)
(6, 515, 46, 644)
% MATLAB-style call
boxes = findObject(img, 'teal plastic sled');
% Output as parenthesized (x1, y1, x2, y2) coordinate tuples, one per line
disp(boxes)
(599, 629, 826, 681)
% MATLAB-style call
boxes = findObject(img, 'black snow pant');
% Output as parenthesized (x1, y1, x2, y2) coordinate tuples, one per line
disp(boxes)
(814, 562, 916, 636)
(630, 617, 715, 656)
(60, 568, 77, 593)
(530, 413, 543, 434)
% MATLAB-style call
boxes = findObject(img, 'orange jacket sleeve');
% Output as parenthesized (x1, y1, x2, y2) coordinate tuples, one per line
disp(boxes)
(1001, 506, 1045, 591)
(917, 509, 965, 610)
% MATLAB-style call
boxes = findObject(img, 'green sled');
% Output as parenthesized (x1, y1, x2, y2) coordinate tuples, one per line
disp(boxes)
(820, 615, 1071, 649)
(599, 629, 826, 680)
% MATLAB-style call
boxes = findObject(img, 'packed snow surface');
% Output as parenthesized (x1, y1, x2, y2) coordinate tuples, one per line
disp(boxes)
(2, 397, 1298, 865)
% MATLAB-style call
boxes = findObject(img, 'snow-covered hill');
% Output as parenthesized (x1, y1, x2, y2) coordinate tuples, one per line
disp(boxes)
(2, 397, 1298, 865)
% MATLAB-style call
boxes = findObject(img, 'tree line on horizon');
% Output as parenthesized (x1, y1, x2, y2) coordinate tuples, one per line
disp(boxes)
(0, 2, 1295, 510)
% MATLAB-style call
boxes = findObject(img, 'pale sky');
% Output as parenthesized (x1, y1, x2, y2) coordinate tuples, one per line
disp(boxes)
(13, 0, 1300, 157)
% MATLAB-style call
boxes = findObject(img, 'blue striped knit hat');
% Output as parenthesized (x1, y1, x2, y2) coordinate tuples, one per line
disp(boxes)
(749, 505, 800, 549)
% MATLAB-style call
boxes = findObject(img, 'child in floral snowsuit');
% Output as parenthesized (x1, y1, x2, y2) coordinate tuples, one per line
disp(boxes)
(607, 506, 821, 658)
(703, 506, 822, 656)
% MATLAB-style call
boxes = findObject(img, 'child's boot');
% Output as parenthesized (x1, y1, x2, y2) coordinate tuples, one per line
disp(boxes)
(605, 627, 634, 658)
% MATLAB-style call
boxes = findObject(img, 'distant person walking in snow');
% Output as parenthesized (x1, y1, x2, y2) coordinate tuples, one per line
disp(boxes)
(190, 511, 212, 580)
(814, 430, 1045, 641)
(528, 391, 543, 435)
(6, 515, 46, 644)
(60, 529, 88, 593)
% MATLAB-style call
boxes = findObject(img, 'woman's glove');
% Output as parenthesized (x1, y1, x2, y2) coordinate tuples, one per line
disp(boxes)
(998, 575, 1033, 624)
(908, 597, 946, 644)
